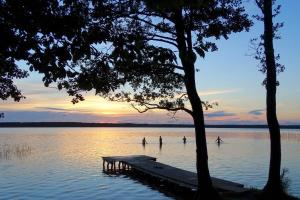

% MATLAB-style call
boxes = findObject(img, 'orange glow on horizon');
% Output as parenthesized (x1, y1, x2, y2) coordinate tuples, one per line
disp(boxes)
(1, 80, 299, 124)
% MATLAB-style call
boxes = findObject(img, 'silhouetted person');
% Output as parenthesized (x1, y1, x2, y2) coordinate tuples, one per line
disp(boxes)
(159, 142, 162, 151)
(159, 136, 162, 145)
(216, 136, 223, 145)
(142, 137, 147, 146)
(183, 136, 187, 144)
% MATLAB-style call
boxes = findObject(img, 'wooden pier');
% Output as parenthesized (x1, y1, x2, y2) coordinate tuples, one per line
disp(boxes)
(102, 155, 248, 194)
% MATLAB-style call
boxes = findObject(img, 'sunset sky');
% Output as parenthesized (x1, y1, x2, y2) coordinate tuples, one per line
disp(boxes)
(1, 1, 299, 125)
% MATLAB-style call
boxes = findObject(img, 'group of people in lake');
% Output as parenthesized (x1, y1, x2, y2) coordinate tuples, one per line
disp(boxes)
(142, 136, 187, 145)
(142, 136, 223, 145)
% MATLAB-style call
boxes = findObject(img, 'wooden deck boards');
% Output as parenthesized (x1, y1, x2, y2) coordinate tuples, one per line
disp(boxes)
(102, 155, 156, 163)
(102, 155, 248, 193)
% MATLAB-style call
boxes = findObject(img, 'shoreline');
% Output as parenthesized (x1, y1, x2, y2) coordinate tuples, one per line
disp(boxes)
(0, 122, 300, 129)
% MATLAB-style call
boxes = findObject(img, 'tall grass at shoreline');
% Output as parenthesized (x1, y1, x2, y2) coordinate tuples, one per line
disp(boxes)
(0, 144, 32, 160)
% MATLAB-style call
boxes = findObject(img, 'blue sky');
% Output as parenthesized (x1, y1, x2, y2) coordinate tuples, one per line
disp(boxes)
(0, 1, 299, 124)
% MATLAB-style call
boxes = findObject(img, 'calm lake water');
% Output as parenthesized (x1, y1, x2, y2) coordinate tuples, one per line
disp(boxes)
(0, 127, 299, 199)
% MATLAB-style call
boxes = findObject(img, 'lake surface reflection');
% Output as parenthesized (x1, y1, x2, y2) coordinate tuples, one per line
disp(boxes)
(0, 128, 299, 199)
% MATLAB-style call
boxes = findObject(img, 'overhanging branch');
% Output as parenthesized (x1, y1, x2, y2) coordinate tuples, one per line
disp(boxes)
(131, 101, 193, 116)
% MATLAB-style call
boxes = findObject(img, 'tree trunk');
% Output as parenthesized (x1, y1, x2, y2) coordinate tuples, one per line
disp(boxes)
(173, 8, 220, 200)
(185, 64, 220, 199)
(262, 0, 283, 197)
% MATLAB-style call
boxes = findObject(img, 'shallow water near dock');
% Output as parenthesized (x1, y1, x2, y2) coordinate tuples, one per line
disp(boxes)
(0, 127, 299, 199)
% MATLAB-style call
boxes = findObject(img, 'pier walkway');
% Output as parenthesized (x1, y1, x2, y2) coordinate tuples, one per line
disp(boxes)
(102, 155, 247, 193)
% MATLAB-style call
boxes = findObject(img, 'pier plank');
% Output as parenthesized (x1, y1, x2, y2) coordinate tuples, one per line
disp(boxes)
(102, 155, 247, 193)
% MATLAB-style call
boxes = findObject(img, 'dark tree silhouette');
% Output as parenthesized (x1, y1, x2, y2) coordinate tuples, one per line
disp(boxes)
(254, 0, 285, 198)
(1, 0, 251, 198)
(0, 1, 29, 117)
(0, 18, 28, 102)
(0, 66, 26, 102)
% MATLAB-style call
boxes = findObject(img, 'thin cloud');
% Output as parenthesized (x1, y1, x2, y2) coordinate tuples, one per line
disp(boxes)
(248, 109, 265, 116)
(198, 89, 239, 96)
(35, 107, 70, 111)
(205, 111, 236, 118)
(0, 110, 101, 122)
(34, 106, 103, 114)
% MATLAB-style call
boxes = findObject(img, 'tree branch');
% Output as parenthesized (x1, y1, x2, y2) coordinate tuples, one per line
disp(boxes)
(135, 11, 174, 24)
(147, 33, 176, 42)
(173, 65, 184, 71)
(110, 94, 192, 115)
(145, 38, 178, 47)
(255, 0, 264, 12)
(124, 15, 176, 35)
(131, 101, 193, 115)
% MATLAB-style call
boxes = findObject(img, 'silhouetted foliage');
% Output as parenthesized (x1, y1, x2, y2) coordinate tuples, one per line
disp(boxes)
(1, 0, 251, 198)
(0, 0, 30, 118)
(254, 0, 284, 198)
(0, 65, 27, 102)
(251, 0, 284, 86)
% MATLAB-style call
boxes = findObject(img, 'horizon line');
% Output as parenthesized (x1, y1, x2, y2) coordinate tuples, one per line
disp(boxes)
(0, 122, 300, 129)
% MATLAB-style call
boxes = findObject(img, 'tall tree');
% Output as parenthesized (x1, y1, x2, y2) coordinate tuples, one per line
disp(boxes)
(254, 0, 285, 198)
(1, 0, 251, 198)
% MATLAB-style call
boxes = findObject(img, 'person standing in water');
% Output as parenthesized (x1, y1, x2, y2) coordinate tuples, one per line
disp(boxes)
(142, 137, 147, 146)
(159, 136, 162, 145)
(183, 136, 187, 144)
(216, 136, 223, 145)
